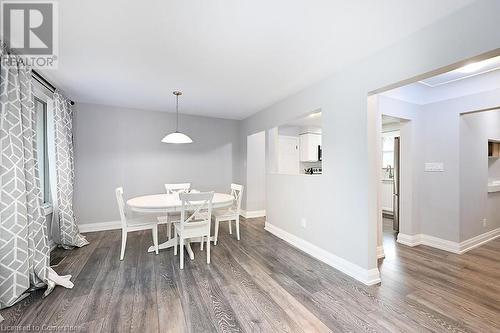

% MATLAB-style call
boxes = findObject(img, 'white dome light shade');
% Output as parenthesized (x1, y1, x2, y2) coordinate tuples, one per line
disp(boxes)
(162, 91, 193, 144)
(161, 131, 193, 144)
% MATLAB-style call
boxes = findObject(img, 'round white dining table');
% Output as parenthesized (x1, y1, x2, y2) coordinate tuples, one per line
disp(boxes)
(127, 192, 234, 255)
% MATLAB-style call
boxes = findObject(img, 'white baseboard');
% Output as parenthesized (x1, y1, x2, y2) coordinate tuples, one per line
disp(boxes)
(459, 227, 500, 253)
(78, 210, 267, 233)
(77, 212, 266, 233)
(376, 245, 385, 259)
(78, 220, 122, 233)
(79, 212, 268, 232)
(422, 234, 461, 253)
(397, 227, 500, 254)
(241, 209, 266, 218)
(396, 233, 421, 247)
(397, 233, 460, 253)
(264, 222, 381, 286)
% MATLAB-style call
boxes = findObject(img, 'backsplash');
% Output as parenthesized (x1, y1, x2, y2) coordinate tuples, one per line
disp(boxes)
(301, 161, 322, 174)
(381, 168, 394, 180)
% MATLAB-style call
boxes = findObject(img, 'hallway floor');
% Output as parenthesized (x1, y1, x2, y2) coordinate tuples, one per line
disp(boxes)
(1, 217, 499, 332)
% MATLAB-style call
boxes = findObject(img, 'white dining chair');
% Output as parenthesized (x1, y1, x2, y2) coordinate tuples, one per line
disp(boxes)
(165, 183, 191, 194)
(115, 187, 159, 260)
(158, 183, 192, 240)
(213, 183, 243, 245)
(173, 191, 214, 269)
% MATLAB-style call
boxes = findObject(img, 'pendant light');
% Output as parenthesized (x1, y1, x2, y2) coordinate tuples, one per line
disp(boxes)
(161, 91, 193, 144)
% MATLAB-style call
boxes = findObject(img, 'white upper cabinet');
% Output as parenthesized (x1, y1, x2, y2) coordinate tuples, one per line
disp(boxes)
(299, 133, 321, 162)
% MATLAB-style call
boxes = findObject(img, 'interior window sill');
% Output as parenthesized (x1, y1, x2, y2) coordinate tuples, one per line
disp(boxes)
(42, 204, 53, 216)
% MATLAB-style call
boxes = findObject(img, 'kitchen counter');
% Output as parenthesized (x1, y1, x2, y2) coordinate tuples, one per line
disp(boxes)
(268, 173, 322, 176)
(488, 180, 500, 193)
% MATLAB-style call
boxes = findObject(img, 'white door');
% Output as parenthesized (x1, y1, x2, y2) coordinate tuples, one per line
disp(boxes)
(278, 136, 299, 174)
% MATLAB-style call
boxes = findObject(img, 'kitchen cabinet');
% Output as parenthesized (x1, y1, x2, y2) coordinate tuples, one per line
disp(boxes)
(299, 133, 321, 162)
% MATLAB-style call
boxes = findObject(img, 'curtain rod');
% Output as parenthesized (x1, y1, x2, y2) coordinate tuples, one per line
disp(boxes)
(32, 70, 75, 105)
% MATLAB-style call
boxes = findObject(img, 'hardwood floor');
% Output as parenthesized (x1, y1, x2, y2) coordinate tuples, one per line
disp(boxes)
(1, 217, 499, 332)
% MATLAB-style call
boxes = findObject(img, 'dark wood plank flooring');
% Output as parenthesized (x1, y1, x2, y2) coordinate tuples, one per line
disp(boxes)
(1, 217, 499, 332)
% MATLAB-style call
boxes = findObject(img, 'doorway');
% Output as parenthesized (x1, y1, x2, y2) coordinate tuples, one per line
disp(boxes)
(372, 52, 500, 263)
(369, 97, 415, 260)
(246, 131, 266, 217)
(380, 116, 403, 248)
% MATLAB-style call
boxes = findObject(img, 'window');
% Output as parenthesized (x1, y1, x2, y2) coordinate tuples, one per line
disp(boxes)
(382, 136, 395, 168)
(381, 131, 399, 169)
(35, 97, 50, 204)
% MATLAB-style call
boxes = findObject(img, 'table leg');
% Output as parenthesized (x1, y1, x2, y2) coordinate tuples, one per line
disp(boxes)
(148, 238, 177, 253)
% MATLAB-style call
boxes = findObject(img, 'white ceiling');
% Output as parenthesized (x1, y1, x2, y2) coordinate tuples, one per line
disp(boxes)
(41, 0, 474, 119)
(381, 66, 500, 105)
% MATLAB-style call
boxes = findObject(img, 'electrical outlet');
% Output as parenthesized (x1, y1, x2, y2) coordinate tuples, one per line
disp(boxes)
(300, 218, 307, 228)
(482, 218, 487, 227)
(424, 162, 444, 172)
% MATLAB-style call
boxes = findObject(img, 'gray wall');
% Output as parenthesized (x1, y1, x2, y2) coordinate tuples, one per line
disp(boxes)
(69, 1, 500, 284)
(245, 131, 266, 212)
(73, 103, 240, 224)
(419, 102, 461, 241)
(418, 90, 500, 242)
(237, 1, 500, 276)
(460, 109, 500, 240)
(379, 91, 500, 244)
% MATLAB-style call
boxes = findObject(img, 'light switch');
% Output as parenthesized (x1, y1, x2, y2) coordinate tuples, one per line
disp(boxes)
(424, 162, 444, 172)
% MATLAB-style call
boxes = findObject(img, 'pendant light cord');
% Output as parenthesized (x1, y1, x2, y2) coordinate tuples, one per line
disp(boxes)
(176, 93, 179, 132)
(162, 90, 191, 143)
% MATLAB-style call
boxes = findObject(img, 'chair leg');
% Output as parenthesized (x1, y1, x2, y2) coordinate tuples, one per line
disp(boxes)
(120, 230, 127, 261)
(167, 221, 172, 240)
(174, 231, 178, 256)
(236, 217, 240, 241)
(152, 225, 159, 255)
(214, 219, 220, 245)
(200, 236, 204, 251)
(228, 220, 232, 234)
(207, 234, 210, 264)
(180, 238, 184, 269)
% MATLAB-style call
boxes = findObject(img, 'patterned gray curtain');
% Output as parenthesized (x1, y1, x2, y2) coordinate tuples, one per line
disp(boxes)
(49, 91, 88, 248)
(0, 46, 50, 308)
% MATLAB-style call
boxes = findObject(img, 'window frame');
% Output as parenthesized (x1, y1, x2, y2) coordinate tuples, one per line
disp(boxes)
(33, 83, 54, 214)
(381, 130, 400, 169)
(34, 96, 50, 204)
